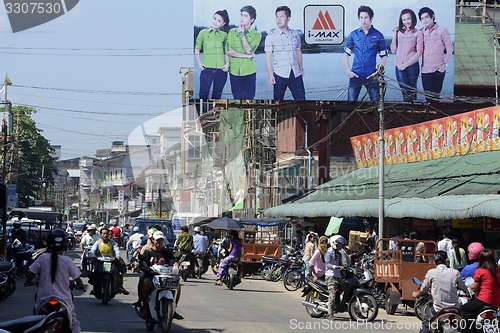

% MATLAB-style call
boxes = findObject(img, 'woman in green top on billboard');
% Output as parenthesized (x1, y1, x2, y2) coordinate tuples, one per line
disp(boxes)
(195, 10, 230, 102)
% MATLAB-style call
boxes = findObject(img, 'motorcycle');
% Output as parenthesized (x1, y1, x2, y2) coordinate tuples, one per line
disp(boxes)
(301, 267, 379, 322)
(8, 239, 35, 276)
(412, 277, 433, 321)
(193, 253, 209, 279)
(80, 245, 94, 276)
(0, 260, 16, 302)
(260, 256, 279, 281)
(0, 312, 63, 333)
(91, 256, 116, 305)
(34, 295, 74, 333)
(127, 247, 141, 273)
(223, 261, 242, 290)
(178, 253, 191, 282)
(134, 263, 180, 333)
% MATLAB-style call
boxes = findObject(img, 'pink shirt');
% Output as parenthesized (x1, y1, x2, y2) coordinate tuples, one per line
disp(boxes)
(308, 249, 326, 278)
(29, 252, 81, 307)
(393, 28, 423, 67)
(421, 23, 453, 74)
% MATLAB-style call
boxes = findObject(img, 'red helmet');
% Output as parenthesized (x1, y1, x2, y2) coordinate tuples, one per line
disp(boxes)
(467, 242, 484, 260)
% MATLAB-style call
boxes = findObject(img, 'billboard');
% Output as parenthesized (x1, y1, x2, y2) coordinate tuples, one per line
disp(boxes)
(193, 0, 455, 102)
(350, 106, 500, 168)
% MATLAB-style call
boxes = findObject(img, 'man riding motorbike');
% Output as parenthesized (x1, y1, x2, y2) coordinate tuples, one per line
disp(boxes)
(139, 231, 184, 320)
(89, 227, 129, 295)
(126, 226, 144, 262)
(173, 226, 194, 275)
(79, 224, 99, 275)
(192, 226, 208, 276)
(412, 250, 468, 333)
(26, 228, 85, 333)
(325, 235, 347, 320)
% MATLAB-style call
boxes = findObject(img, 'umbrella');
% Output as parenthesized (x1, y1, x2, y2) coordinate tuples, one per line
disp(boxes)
(206, 217, 243, 230)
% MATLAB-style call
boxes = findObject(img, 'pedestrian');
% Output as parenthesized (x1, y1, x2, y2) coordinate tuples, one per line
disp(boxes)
(195, 10, 230, 105)
(303, 233, 316, 277)
(343, 5, 388, 101)
(390, 9, 423, 102)
(227, 5, 261, 100)
(418, 7, 453, 100)
(264, 5, 305, 100)
(449, 238, 467, 271)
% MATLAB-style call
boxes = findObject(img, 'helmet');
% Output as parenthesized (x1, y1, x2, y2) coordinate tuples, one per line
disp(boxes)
(147, 228, 157, 239)
(132, 226, 140, 233)
(467, 242, 484, 260)
(193, 226, 201, 233)
(47, 228, 68, 251)
(330, 235, 347, 249)
(87, 224, 97, 231)
(13, 221, 22, 229)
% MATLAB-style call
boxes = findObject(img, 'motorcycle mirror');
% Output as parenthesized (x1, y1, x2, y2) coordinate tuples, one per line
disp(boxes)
(412, 277, 422, 286)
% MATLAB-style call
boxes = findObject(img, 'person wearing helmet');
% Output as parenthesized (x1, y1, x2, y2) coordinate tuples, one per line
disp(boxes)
(192, 226, 208, 256)
(79, 224, 100, 276)
(324, 234, 347, 320)
(460, 242, 485, 280)
(141, 227, 158, 253)
(10, 215, 27, 244)
(26, 229, 85, 333)
(126, 226, 144, 262)
(412, 250, 468, 333)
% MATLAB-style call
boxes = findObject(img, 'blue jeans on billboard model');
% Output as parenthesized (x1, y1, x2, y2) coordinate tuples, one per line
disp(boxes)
(229, 73, 256, 100)
(199, 67, 228, 100)
(395, 62, 420, 102)
(348, 77, 379, 102)
(273, 71, 305, 101)
(421, 70, 446, 100)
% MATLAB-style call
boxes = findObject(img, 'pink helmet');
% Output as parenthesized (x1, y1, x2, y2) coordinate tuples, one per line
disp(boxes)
(467, 242, 484, 260)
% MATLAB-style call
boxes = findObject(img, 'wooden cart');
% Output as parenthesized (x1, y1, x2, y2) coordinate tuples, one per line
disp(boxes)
(374, 238, 437, 315)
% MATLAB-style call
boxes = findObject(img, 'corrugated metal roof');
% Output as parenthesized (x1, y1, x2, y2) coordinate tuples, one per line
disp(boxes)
(264, 150, 500, 218)
(67, 169, 80, 178)
(455, 23, 497, 87)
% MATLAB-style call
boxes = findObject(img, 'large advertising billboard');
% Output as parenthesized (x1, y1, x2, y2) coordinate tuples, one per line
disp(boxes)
(193, 0, 455, 102)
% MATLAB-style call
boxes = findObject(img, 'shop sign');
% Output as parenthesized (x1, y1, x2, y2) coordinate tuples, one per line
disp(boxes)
(452, 218, 484, 229)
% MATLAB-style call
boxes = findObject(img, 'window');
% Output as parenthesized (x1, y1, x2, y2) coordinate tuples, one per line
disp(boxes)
(187, 135, 201, 159)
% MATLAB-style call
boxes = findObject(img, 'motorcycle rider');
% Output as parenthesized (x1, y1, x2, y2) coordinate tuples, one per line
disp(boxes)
(192, 226, 208, 274)
(26, 228, 85, 333)
(412, 250, 468, 333)
(173, 226, 194, 275)
(8, 216, 27, 261)
(139, 231, 184, 320)
(126, 226, 144, 262)
(89, 227, 129, 295)
(460, 249, 500, 333)
(461, 242, 484, 280)
(215, 230, 242, 286)
(110, 222, 122, 247)
(325, 235, 347, 320)
(79, 224, 99, 275)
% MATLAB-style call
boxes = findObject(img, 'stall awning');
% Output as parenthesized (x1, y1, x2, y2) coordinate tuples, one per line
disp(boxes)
(264, 150, 500, 219)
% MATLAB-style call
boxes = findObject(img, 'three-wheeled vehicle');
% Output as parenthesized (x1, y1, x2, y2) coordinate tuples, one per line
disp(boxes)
(374, 238, 437, 315)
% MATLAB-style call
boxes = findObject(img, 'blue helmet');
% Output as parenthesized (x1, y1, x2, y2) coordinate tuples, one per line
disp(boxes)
(132, 226, 140, 233)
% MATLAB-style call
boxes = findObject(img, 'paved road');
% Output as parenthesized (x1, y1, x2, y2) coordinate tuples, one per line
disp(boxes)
(0, 248, 422, 333)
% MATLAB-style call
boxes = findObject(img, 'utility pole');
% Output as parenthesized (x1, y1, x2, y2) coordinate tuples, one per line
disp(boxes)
(377, 66, 386, 247)
(1, 75, 12, 184)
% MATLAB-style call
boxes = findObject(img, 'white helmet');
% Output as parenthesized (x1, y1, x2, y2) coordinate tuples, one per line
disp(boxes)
(330, 235, 347, 249)
(193, 226, 201, 233)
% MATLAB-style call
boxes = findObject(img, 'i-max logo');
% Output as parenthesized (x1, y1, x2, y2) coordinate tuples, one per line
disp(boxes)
(3, 0, 79, 33)
(304, 5, 344, 45)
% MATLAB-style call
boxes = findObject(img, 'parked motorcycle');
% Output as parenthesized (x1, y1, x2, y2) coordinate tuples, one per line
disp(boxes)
(134, 263, 180, 333)
(0, 260, 16, 302)
(301, 267, 379, 322)
(0, 312, 63, 333)
(91, 256, 116, 305)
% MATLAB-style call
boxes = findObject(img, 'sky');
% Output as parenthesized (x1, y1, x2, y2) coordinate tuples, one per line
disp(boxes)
(0, 0, 455, 160)
(0, 0, 193, 160)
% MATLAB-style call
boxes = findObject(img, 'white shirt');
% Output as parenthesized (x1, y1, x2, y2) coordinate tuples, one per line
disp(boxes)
(437, 238, 453, 255)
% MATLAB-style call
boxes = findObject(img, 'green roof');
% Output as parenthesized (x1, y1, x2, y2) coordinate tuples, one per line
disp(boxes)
(264, 150, 500, 219)
(455, 23, 497, 87)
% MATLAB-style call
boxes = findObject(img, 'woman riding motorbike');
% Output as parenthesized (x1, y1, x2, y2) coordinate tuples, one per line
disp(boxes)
(215, 230, 242, 286)
(25, 228, 85, 333)
(460, 249, 500, 333)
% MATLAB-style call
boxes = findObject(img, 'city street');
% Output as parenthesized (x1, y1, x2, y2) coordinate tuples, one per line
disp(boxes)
(0, 248, 422, 333)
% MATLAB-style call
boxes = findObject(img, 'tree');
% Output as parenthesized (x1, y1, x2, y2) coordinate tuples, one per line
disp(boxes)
(10, 106, 57, 207)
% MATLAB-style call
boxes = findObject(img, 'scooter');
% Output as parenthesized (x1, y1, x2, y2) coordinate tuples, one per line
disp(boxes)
(127, 247, 141, 273)
(412, 277, 433, 321)
(178, 254, 191, 282)
(224, 261, 242, 290)
(134, 263, 180, 333)
(91, 256, 116, 305)
(0, 260, 16, 302)
(193, 253, 208, 279)
(34, 295, 74, 333)
(0, 312, 63, 333)
(301, 267, 379, 322)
